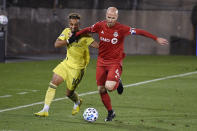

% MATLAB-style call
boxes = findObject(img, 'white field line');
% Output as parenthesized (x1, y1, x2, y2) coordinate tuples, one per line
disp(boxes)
(0, 71, 197, 113)
(0, 90, 39, 98)
(124, 71, 197, 88)
(0, 95, 12, 98)
(16, 92, 28, 95)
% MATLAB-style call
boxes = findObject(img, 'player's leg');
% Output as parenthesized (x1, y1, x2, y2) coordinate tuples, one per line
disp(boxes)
(66, 88, 82, 115)
(102, 65, 123, 121)
(105, 65, 123, 94)
(66, 67, 84, 115)
(34, 73, 64, 117)
(96, 66, 115, 121)
(35, 63, 66, 117)
(105, 80, 123, 94)
(98, 85, 116, 121)
(117, 79, 124, 94)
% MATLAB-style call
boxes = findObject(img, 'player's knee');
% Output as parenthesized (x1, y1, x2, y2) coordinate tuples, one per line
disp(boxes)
(105, 85, 114, 91)
(105, 81, 116, 91)
(49, 82, 57, 89)
(51, 73, 64, 86)
(98, 86, 107, 94)
(66, 91, 74, 97)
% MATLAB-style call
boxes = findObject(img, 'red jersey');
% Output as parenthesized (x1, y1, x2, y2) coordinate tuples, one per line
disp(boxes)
(77, 21, 157, 66)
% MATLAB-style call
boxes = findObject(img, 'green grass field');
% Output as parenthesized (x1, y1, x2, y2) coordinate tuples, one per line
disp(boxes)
(0, 55, 197, 131)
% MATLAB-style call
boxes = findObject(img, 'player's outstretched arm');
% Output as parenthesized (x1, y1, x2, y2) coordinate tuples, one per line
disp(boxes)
(134, 29, 168, 45)
(76, 27, 92, 36)
(156, 37, 169, 45)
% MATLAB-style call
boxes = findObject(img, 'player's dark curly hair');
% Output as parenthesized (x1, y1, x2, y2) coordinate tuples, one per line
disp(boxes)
(68, 13, 81, 20)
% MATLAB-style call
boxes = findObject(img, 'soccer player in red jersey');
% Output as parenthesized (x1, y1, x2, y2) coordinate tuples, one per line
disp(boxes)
(75, 7, 169, 121)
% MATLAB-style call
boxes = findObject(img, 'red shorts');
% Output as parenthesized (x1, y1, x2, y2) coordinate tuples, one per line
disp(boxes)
(96, 64, 122, 87)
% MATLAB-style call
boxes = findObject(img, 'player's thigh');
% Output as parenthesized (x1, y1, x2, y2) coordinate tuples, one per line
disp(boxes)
(96, 66, 107, 86)
(53, 62, 68, 80)
(66, 67, 85, 91)
(52, 63, 67, 86)
(51, 73, 64, 86)
(105, 65, 122, 90)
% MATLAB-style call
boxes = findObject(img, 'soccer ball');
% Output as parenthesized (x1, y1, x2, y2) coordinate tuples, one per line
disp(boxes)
(0, 15, 8, 25)
(83, 108, 98, 122)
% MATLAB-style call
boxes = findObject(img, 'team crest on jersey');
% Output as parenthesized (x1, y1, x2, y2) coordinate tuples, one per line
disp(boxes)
(111, 38, 118, 44)
(113, 32, 118, 37)
(59, 34, 65, 37)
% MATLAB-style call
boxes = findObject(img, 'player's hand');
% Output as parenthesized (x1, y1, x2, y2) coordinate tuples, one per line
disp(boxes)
(67, 32, 78, 44)
(156, 37, 169, 45)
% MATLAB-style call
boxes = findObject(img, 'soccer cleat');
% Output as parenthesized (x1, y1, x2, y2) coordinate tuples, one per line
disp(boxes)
(105, 110, 116, 122)
(72, 99, 82, 115)
(117, 79, 124, 95)
(34, 111, 49, 117)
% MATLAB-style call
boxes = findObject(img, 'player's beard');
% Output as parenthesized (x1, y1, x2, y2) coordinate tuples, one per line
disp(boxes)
(107, 22, 115, 28)
(71, 28, 79, 33)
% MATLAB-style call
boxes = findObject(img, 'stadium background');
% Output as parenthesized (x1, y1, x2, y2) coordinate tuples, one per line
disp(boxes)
(0, 0, 197, 60)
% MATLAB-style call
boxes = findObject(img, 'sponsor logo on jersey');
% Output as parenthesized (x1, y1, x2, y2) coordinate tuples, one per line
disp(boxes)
(113, 32, 118, 37)
(100, 37, 110, 42)
(100, 37, 118, 44)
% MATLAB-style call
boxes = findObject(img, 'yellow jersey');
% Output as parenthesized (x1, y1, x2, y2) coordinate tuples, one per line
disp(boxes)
(58, 28, 94, 69)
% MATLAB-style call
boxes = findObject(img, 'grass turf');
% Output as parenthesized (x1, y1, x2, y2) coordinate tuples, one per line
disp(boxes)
(0, 55, 197, 131)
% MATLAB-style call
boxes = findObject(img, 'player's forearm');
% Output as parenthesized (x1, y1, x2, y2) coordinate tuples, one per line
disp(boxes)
(90, 41, 99, 48)
(135, 29, 157, 41)
(54, 39, 67, 48)
(76, 27, 92, 36)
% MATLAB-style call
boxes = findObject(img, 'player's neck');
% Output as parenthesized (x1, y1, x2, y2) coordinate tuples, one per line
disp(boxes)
(106, 23, 116, 28)
(107, 23, 116, 28)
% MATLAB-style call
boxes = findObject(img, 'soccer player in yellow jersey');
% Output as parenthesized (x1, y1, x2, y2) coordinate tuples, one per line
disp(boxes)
(34, 13, 99, 117)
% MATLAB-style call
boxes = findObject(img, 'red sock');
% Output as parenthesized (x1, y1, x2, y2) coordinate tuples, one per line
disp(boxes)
(100, 92, 112, 111)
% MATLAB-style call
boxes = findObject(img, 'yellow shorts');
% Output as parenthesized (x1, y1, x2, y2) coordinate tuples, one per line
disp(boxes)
(53, 62, 85, 91)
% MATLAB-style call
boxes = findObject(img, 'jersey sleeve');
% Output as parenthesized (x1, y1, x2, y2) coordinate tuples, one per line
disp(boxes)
(132, 28, 157, 40)
(58, 28, 70, 40)
(90, 22, 101, 33)
(121, 25, 157, 40)
(85, 37, 94, 46)
(121, 25, 132, 36)
(76, 22, 101, 36)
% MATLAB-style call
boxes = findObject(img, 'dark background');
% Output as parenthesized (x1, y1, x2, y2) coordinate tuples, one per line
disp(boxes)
(0, 0, 196, 58)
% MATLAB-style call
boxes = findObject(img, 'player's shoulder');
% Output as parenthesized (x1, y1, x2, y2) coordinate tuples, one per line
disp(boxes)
(63, 28, 71, 32)
(115, 22, 131, 32)
(93, 20, 106, 26)
(96, 20, 105, 24)
(116, 22, 130, 28)
(60, 28, 71, 35)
